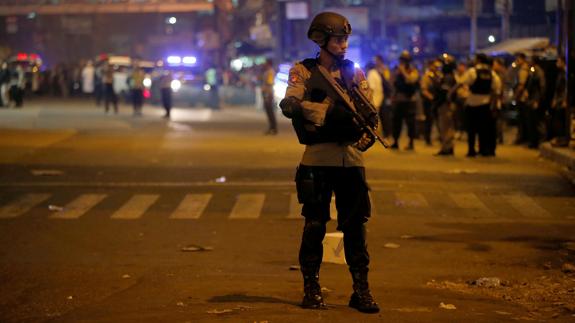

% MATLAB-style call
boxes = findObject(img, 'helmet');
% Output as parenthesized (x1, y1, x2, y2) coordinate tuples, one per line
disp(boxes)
(399, 50, 412, 63)
(307, 12, 352, 47)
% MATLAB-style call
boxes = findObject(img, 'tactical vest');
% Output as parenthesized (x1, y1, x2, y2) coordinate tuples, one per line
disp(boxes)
(290, 58, 362, 145)
(394, 68, 419, 97)
(470, 68, 492, 95)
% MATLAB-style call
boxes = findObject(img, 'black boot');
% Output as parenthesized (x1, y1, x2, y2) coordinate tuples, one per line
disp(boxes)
(349, 269, 379, 313)
(301, 270, 326, 309)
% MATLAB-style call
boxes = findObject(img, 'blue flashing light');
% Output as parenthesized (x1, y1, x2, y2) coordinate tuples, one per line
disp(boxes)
(182, 56, 197, 65)
(167, 56, 182, 65)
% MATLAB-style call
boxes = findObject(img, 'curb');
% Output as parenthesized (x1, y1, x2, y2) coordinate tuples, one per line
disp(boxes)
(540, 142, 575, 185)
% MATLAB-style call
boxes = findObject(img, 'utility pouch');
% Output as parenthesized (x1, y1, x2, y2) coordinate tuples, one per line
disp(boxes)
(295, 166, 320, 204)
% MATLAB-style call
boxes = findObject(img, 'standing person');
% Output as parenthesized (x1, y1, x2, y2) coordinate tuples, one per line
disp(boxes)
(103, 63, 118, 114)
(279, 12, 379, 313)
(129, 64, 145, 116)
(205, 65, 220, 110)
(513, 53, 530, 144)
(261, 58, 278, 135)
(453, 62, 470, 140)
(8, 63, 25, 108)
(0, 62, 9, 107)
(434, 54, 457, 156)
(391, 50, 420, 150)
(550, 56, 568, 144)
(81, 60, 95, 97)
(492, 58, 508, 144)
(420, 59, 442, 146)
(94, 62, 104, 106)
(159, 70, 173, 119)
(524, 56, 546, 149)
(367, 55, 393, 138)
(459, 54, 502, 157)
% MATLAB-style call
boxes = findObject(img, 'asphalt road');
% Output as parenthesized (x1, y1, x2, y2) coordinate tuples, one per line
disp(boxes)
(0, 100, 574, 322)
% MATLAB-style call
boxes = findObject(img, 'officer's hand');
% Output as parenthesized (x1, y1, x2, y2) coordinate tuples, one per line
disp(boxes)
(279, 96, 303, 119)
(353, 132, 376, 152)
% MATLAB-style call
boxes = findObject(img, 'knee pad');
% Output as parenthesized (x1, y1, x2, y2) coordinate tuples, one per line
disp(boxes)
(303, 220, 326, 242)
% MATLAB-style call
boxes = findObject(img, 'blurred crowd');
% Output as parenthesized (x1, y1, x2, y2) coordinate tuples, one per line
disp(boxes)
(364, 50, 570, 156)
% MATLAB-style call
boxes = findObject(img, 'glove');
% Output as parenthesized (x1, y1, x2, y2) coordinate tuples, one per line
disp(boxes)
(279, 96, 303, 119)
(353, 132, 376, 152)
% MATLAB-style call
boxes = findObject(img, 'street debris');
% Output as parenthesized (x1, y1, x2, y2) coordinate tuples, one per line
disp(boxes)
(31, 169, 64, 176)
(214, 176, 227, 183)
(444, 169, 479, 174)
(321, 287, 332, 293)
(207, 306, 252, 315)
(400, 235, 414, 239)
(48, 205, 64, 212)
(289, 265, 300, 271)
(427, 276, 575, 320)
(176, 302, 185, 307)
(392, 307, 432, 313)
(468, 277, 502, 288)
(67, 296, 73, 300)
(122, 274, 131, 279)
(561, 263, 575, 274)
(384, 243, 400, 249)
(495, 311, 512, 315)
(439, 302, 456, 310)
(181, 244, 214, 252)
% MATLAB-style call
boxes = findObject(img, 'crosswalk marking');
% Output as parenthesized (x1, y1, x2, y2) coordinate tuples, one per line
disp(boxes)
(0, 194, 51, 218)
(505, 194, 551, 218)
(287, 193, 301, 219)
(229, 193, 265, 219)
(51, 194, 107, 219)
(170, 194, 212, 219)
(394, 192, 429, 207)
(111, 194, 159, 219)
(449, 193, 494, 217)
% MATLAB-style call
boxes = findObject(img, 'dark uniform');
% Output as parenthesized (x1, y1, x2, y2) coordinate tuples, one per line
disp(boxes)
(279, 12, 379, 314)
(524, 58, 546, 148)
(434, 55, 457, 155)
(391, 51, 420, 150)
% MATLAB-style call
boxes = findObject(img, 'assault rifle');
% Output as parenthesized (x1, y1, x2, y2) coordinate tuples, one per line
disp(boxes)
(316, 64, 390, 148)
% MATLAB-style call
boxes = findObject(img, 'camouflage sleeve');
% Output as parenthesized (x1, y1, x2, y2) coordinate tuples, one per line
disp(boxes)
(285, 64, 331, 126)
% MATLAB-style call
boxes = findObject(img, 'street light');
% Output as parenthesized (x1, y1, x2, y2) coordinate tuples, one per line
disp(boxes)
(167, 17, 177, 25)
(488, 35, 496, 43)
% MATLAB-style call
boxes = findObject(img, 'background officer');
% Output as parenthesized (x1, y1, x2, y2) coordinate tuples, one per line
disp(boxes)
(261, 58, 278, 135)
(391, 50, 420, 150)
(279, 11, 379, 314)
(434, 54, 457, 156)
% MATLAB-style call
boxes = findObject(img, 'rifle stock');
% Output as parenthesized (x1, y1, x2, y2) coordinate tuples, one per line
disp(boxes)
(316, 64, 390, 148)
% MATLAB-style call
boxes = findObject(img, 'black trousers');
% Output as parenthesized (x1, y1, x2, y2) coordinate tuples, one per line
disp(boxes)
(422, 99, 434, 143)
(262, 91, 277, 131)
(9, 85, 24, 107)
(131, 89, 144, 113)
(379, 102, 393, 138)
(161, 88, 172, 116)
(525, 106, 545, 148)
(392, 100, 417, 143)
(296, 165, 371, 272)
(104, 84, 118, 113)
(465, 104, 496, 155)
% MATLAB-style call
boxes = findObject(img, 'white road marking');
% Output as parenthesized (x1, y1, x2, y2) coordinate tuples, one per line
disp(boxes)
(505, 194, 551, 218)
(51, 194, 107, 219)
(394, 192, 429, 207)
(0, 194, 51, 218)
(111, 194, 159, 219)
(449, 193, 494, 216)
(170, 194, 212, 219)
(229, 193, 265, 219)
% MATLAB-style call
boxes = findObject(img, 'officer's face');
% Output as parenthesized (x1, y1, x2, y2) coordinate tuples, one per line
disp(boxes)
(326, 36, 349, 59)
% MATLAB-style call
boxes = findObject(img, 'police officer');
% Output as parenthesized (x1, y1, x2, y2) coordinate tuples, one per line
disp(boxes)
(513, 53, 530, 144)
(434, 54, 457, 156)
(279, 12, 379, 313)
(420, 58, 442, 146)
(261, 58, 278, 135)
(392, 50, 420, 150)
(524, 56, 546, 149)
(458, 53, 502, 157)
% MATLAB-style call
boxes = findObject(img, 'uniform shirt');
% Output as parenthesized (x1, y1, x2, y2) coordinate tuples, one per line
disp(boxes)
(261, 66, 275, 94)
(514, 63, 529, 103)
(366, 67, 383, 108)
(393, 66, 419, 102)
(420, 69, 441, 101)
(285, 60, 373, 167)
(459, 64, 502, 107)
(130, 69, 145, 90)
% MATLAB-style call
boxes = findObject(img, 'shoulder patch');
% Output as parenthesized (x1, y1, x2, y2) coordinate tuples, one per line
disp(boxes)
(289, 70, 300, 83)
(359, 80, 369, 91)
